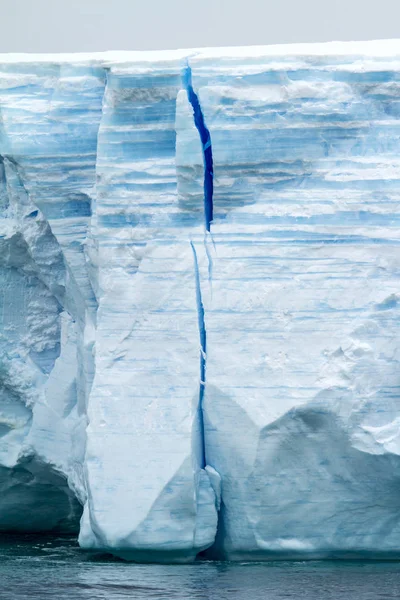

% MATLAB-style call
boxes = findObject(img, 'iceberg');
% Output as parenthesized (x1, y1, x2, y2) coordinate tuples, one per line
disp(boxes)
(1, 40, 400, 560)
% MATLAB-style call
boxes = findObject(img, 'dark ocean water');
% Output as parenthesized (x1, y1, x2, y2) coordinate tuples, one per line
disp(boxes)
(1, 535, 400, 600)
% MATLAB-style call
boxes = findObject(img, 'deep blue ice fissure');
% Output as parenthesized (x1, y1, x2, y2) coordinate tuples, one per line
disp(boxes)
(183, 61, 214, 468)
(190, 241, 207, 468)
(0, 155, 7, 210)
(182, 63, 214, 232)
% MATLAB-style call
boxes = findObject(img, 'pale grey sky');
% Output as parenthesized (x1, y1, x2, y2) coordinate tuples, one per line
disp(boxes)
(0, 0, 399, 53)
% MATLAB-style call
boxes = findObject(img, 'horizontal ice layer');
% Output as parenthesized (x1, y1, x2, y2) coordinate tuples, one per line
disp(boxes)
(1, 40, 400, 559)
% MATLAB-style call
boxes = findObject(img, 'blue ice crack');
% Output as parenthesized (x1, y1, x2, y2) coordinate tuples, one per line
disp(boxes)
(183, 62, 214, 232)
(190, 241, 207, 468)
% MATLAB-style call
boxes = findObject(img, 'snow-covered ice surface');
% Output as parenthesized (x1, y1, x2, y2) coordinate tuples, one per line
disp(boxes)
(1, 39, 400, 560)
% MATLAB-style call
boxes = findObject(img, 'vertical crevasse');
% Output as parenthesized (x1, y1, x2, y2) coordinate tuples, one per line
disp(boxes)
(190, 241, 207, 468)
(182, 62, 214, 232)
(183, 60, 214, 467)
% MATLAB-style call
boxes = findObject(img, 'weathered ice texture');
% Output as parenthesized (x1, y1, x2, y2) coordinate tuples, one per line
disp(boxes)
(1, 40, 400, 560)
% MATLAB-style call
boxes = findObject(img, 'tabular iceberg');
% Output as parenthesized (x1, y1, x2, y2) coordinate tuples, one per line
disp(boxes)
(1, 40, 400, 561)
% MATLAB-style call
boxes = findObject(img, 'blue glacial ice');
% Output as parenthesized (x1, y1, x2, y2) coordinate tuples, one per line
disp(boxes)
(1, 40, 400, 560)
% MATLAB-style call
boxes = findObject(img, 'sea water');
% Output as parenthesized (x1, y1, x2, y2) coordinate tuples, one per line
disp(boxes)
(0, 536, 399, 599)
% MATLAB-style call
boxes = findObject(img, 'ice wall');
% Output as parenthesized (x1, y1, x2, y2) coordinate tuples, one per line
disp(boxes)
(1, 40, 400, 560)
(185, 45, 400, 560)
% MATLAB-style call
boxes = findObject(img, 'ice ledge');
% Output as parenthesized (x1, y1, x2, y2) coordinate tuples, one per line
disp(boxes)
(1, 39, 400, 64)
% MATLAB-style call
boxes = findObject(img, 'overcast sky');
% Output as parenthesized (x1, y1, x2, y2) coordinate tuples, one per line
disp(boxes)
(0, 0, 399, 53)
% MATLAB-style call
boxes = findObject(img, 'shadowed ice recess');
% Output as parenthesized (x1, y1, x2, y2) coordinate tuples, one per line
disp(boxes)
(1, 39, 400, 561)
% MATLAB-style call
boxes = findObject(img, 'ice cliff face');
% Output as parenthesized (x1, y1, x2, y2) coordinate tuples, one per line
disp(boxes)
(1, 40, 400, 560)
